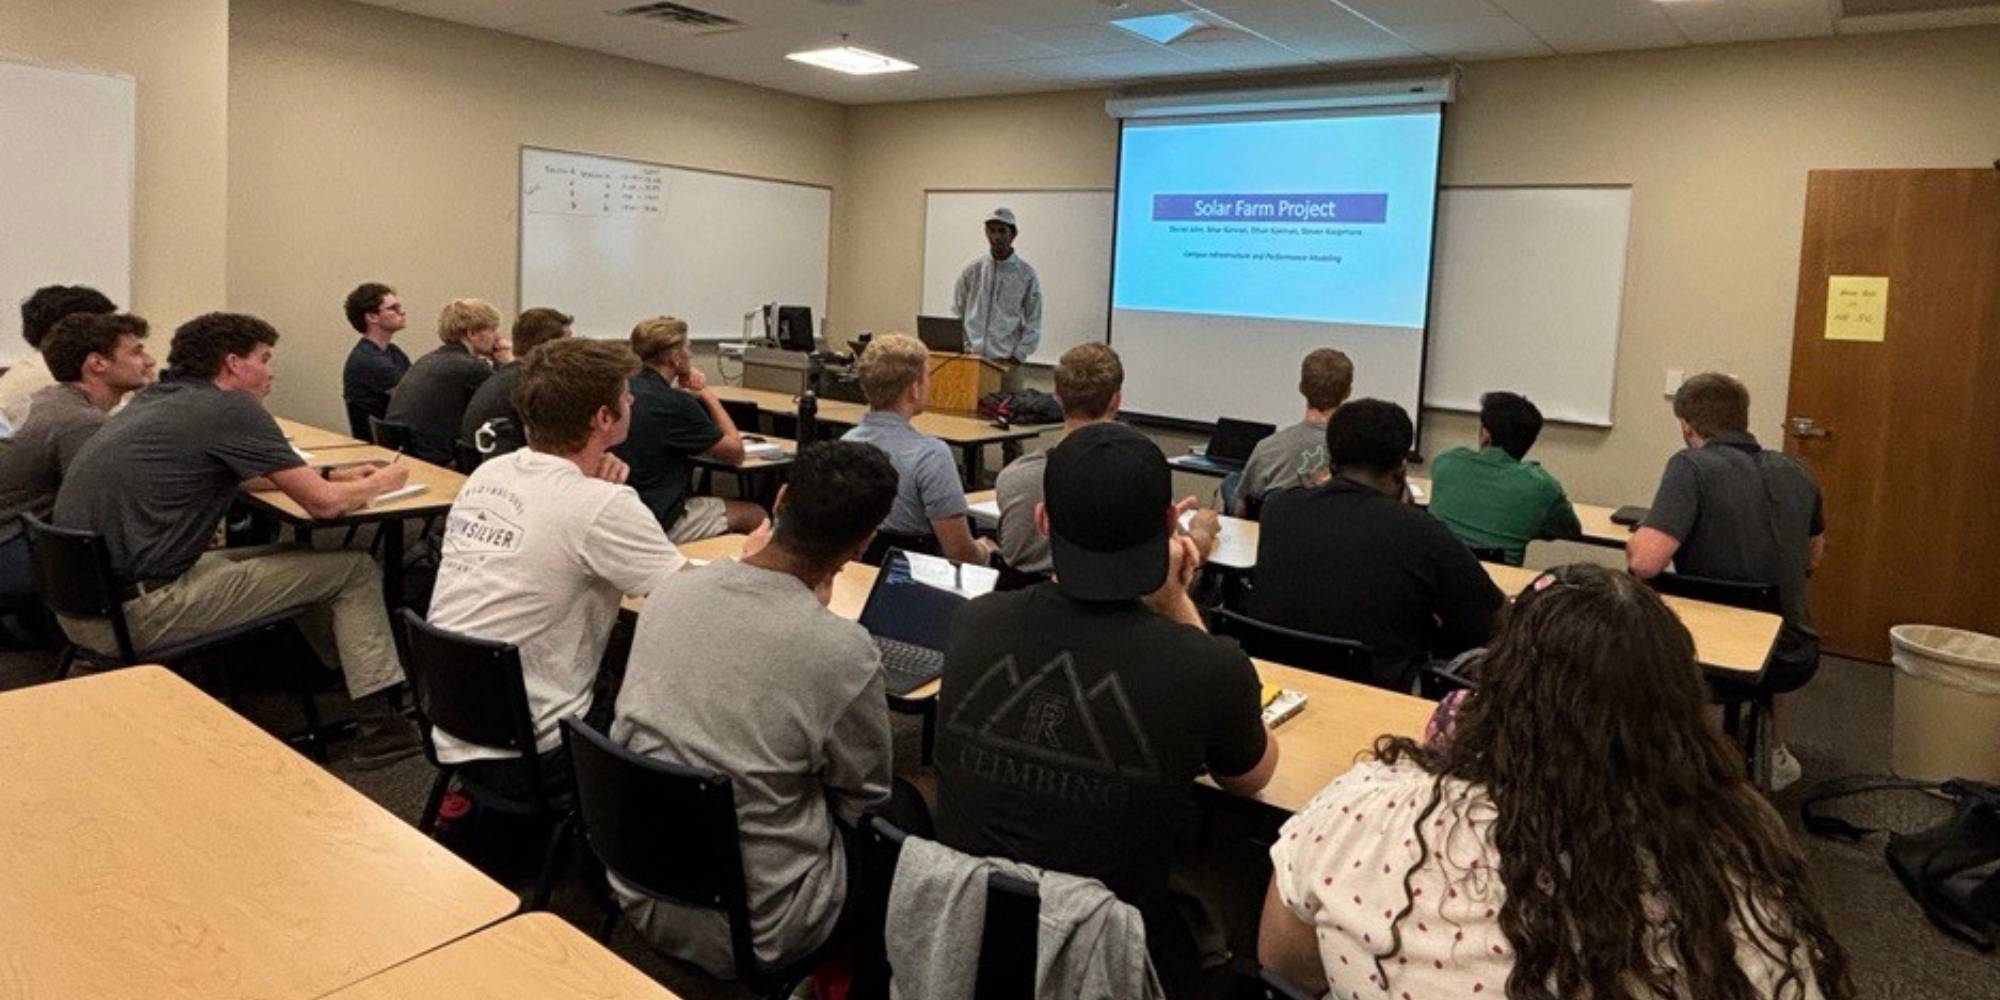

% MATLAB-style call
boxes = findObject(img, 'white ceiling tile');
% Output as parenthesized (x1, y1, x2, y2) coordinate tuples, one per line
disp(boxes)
(1391, 14, 1554, 58)
(1329, 0, 1511, 28)
(1192, 0, 1384, 35)
(1015, 23, 1163, 54)
(1659, 0, 1835, 45)
(1172, 33, 1323, 69)
(1488, 0, 1688, 53)
(899, 31, 1071, 66)
(1837, 4, 2000, 34)
(949, 0, 1193, 32)
(390, 0, 603, 30)
(1283, 28, 1429, 63)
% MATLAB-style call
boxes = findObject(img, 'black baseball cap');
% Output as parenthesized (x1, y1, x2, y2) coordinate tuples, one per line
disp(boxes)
(1044, 423, 1171, 601)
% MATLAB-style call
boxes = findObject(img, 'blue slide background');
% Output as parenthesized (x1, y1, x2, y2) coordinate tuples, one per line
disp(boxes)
(1112, 109, 1443, 328)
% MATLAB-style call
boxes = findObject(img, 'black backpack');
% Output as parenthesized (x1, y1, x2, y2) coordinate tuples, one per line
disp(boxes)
(1801, 775, 2000, 950)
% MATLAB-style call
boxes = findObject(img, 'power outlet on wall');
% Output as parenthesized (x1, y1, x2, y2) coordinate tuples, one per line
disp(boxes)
(1664, 369, 1684, 398)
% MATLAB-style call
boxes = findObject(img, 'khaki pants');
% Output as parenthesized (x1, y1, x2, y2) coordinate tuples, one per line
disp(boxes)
(59, 547, 404, 699)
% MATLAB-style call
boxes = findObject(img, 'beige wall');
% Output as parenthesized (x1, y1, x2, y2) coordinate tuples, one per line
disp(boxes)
(2, 0, 229, 332)
(837, 26, 2000, 517)
(228, 0, 848, 430)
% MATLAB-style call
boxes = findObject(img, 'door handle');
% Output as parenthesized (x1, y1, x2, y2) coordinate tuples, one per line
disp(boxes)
(1786, 417, 1831, 439)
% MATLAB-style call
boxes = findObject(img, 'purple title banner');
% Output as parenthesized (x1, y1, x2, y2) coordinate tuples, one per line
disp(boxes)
(1152, 193, 1388, 224)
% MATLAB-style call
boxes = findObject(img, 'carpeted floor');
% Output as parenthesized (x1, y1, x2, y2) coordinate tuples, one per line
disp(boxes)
(4, 645, 1996, 999)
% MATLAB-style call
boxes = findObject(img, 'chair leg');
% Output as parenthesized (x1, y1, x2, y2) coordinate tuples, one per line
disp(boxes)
(56, 644, 77, 680)
(417, 772, 452, 835)
(530, 813, 577, 910)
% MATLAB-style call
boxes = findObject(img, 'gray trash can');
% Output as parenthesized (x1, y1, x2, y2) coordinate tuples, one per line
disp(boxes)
(1890, 625, 2000, 782)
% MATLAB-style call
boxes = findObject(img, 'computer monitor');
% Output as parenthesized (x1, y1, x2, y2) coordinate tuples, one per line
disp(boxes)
(774, 305, 816, 352)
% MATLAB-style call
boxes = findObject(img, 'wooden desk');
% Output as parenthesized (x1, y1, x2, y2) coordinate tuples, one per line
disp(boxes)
(241, 446, 465, 610)
(1241, 659, 1436, 814)
(0, 667, 517, 1000)
(323, 914, 679, 1000)
(711, 384, 1048, 487)
(1573, 502, 1634, 549)
(275, 416, 370, 452)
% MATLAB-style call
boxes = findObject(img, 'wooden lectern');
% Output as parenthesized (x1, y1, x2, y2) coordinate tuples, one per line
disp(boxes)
(927, 352, 1006, 413)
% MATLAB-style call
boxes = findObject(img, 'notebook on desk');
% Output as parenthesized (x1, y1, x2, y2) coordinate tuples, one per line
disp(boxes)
(858, 548, 997, 696)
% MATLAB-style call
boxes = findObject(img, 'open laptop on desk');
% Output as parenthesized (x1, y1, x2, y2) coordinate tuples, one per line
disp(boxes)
(916, 315, 968, 354)
(858, 548, 998, 696)
(1178, 417, 1277, 474)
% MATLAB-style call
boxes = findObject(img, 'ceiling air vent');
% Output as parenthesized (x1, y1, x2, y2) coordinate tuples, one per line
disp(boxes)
(611, 2, 746, 35)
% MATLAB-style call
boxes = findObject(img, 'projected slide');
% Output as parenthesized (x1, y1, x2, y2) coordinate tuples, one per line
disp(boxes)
(1109, 106, 1443, 427)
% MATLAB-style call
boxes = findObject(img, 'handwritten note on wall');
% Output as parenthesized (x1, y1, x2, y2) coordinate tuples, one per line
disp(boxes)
(1824, 275, 1889, 342)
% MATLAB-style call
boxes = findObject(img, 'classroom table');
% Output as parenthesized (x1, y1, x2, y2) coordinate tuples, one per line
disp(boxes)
(629, 533, 1434, 812)
(275, 415, 371, 452)
(241, 442, 465, 610)
(322, 913, 680, 1000)
(0, 666, 518, 1000)
(711, 384, 1049, 487)
(691, 433, 796, 505)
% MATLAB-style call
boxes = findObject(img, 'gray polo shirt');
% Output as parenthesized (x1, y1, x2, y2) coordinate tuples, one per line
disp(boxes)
(0, 383, 110, 541)
(1238, 418, 1328, 509)
(611, 558, 892, 973)
(993, 448, 1051, 574)
(384, 341, 492, 463)
(841, 410, 966, 536)
(54, 379, 302, 584)
(1642, 431, 1824, 672)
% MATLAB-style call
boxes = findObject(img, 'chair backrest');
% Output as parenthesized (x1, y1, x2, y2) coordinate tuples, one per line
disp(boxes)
(560, 718, 760, 979)
(1209, 607, 1377, 687)
(368, 416, 414, 451)
(1648, 571, 1781, 614)
(22, 514, 136, 660)
(396, 609, 539, 763)
(720, 398, 761, 432)
(1467, 545, 1511, 564)
(977, 871, 1040, 1000)
(453, 439, 485, 474)
(344, 401, 375, 440)
(861, 530, 941, 567)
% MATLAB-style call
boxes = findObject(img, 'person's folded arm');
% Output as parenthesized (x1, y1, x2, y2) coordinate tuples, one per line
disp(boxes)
(1626, 526, 1681, 578)
(691, 387, 745, 466)
(1257, 875, 1329, 993)
(932, 514, 992, 566)
(1214, 727, 1279, 796)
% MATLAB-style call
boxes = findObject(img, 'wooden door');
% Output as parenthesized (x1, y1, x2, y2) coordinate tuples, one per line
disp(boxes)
(1785, 169, 2000, 661)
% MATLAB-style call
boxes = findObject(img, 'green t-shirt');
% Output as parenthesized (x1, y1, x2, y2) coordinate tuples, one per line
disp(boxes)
(1426, 446, 1580, 565)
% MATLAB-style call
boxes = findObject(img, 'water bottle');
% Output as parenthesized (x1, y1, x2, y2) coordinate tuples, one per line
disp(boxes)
(797, 390, 818, 447)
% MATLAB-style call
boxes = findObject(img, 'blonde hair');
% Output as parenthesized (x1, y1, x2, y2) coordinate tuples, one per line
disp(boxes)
(436, 298, 501, 345)
(856, 333, 929, 408)
(1053, 343, 1123, 420)
(629, 316, 690, 366)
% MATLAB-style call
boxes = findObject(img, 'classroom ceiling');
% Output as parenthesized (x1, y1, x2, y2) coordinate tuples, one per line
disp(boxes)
(351, 0, 2000, 104)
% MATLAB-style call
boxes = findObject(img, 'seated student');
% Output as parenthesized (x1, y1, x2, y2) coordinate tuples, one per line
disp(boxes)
(425, 338, 686, 781)
(993, 342, 1124, 576)
(383, 297, 511, 463)
(52, 312, 418, 765)
(1235, 347, 1352, 515)
(0, 284, 118, 428)
(1628, 372, 1825, 791)
(1259, 564, 1852, 1000)
(0, 313, 154, 599)
(1428, 391, 1581, 565)
(612, 441, 899, 980)
(1249, 399, 1503, 689)
(613, 316, 764, 542)
(340, 282, 411, 438)
(840, 333, 991, 565)
(935, 423, 1278, 997)
(459, 305, 571, 457)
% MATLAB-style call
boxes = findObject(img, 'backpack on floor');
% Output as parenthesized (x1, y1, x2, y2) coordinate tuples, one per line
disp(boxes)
(977, 389, 1063, 426)
(1800, 775, 2000, 951)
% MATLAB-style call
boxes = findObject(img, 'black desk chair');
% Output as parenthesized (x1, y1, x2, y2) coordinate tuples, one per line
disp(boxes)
(863, 816, 1039, 1000)
(23, 514, 333, 756)
(397, 609, 571, 907)
(344, 401, 375, 441)
(1647, 572, 1787, 780)
(860, 530, 940, 567)
(1467, 545, 1511, 564)
(561, 718, 835, 998)
(1208, 607, 1380, 688)
(453, 439, 486, 474)
(367, 416, 414, 451)
(720, 398, 762, 433)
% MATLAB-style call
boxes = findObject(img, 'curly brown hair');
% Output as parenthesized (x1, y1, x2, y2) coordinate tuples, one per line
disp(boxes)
(1372, 564, 1851, 1000)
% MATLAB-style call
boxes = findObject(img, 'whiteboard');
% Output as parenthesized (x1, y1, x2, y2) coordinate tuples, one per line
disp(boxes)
(922, 190, 1112, 366)
(1423, 186, 1633, 426)
(0, 58, 135, 366)
(519, 147, 830, 343)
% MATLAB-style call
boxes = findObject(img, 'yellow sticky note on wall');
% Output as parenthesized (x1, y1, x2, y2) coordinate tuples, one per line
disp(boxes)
(1824, 275, 1889, 342)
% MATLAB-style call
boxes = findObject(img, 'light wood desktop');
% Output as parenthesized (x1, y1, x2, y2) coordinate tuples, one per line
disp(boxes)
(247, 444, 464, 522)
(632, 533, 1433, 811)
(710, 383, 1047, 486)
(322, 914, 679, 1000)
(693, 434, 797, 471)
(0, 667, 518, 1000)
(276, 416, 370, 452)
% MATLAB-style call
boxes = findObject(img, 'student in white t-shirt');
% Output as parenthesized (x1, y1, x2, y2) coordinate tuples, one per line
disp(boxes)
(425, 338, 697, 781)
(1259, 564, 1853, 1000)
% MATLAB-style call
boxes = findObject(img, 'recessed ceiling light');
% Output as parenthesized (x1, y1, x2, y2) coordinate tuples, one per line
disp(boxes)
(1110, 12, 1213, 45)
(785, 45, 918, 75)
